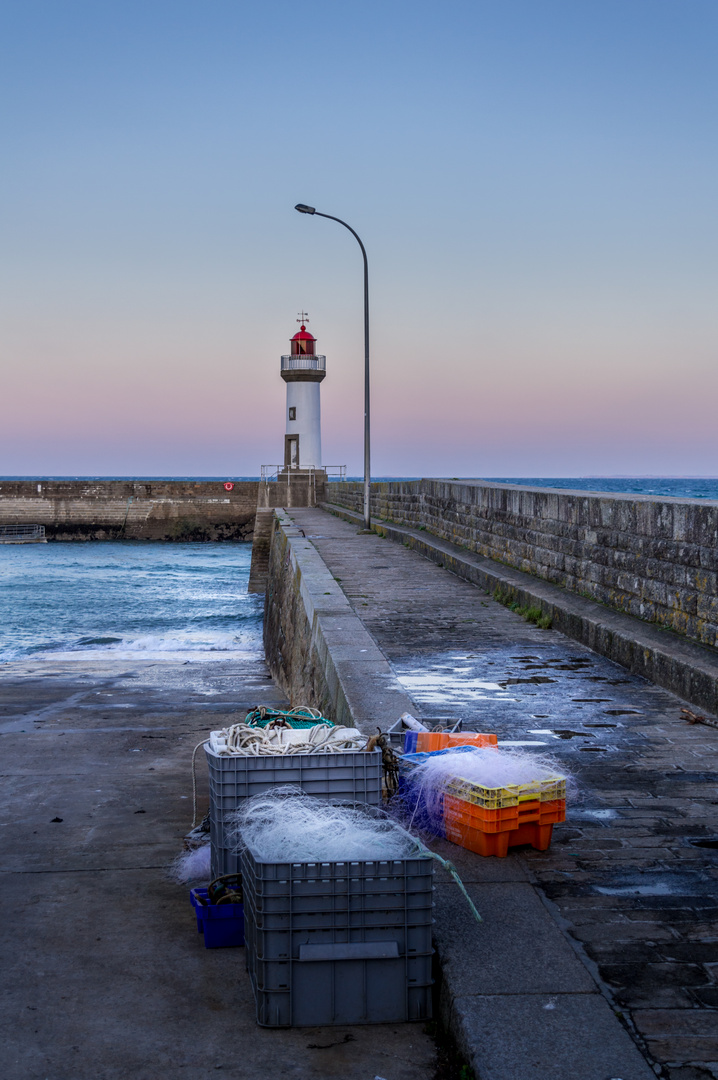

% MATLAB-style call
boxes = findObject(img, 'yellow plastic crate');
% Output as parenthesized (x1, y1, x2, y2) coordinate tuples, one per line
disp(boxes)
(398, 755, 565, 810)
(446, 774, 566, 810)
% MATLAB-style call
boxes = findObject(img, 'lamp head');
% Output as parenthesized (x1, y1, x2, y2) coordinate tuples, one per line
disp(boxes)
(295, 203, 316, 215)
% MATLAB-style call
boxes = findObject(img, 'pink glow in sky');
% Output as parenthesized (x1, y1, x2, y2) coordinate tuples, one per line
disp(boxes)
(1, 1, 717, 478)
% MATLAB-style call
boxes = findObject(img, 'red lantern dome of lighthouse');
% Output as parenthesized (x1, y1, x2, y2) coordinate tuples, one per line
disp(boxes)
(291, 312, 316, 355)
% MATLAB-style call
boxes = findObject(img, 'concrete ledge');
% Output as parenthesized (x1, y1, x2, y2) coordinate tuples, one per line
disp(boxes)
(322, 502, 718, 717)
(263, 510, 414, 730)
(449, 994, 656, 1080)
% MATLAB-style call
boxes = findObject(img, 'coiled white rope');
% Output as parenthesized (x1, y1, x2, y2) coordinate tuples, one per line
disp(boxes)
(191, 722, 370, 826)
(209, 722, 367, 757)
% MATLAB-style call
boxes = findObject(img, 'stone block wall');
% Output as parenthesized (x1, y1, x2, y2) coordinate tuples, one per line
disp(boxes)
(326, 479, 718, 649)
(263, 512, 353, 724)
(263, 510, 415, 729)
(0, 480, 258, 541)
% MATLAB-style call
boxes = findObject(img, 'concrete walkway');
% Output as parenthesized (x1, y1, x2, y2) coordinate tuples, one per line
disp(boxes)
(0, 652, 437, 1080)
(287, 506, 718, 1080)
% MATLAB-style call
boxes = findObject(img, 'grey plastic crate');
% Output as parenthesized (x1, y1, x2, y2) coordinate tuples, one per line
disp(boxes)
(249, 944, 433, 994)
(242, 888, 434, 959)
(241, 844, 434, 1026)
(210, 825, 438, 883)
(242, 900, 433, 962)
(207, 747, 383, 879)
(243, 877, 434, 918)
(242, 851, 434, 898)
(242, 865, 434, 955)
(247, 936, 433, 1027)
(206, 746, 383, 810)
(241, 869, 434, 917)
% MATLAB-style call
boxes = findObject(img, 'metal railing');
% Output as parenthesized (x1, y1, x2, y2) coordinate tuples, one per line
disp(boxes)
(260, 465, 346, 482)
(0, 524, 46, 542)
(280, 354, 326, 372)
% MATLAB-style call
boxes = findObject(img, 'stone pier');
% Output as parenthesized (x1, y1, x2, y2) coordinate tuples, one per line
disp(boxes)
(264, 504, 718, 1080)
(0, 479, 260, 541)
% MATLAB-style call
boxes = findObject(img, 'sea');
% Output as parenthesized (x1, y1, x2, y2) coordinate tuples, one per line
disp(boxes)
(0, 541, 263, 664)
(375, 478, 718, 500)
(2, 475, 716, 665)
(482, 477, 718, 500)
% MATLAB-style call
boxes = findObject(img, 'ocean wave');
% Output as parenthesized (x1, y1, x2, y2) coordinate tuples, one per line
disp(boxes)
(0, 628, 262, 664)
(76, 636, 124, 646)
(73, 629, 260, 653)
(0, 540, 263, 663)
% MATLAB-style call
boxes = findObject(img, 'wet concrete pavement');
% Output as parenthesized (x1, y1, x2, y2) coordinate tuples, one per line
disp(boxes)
(0, 653, 437, 1080)
(292, 507, 718, 1080)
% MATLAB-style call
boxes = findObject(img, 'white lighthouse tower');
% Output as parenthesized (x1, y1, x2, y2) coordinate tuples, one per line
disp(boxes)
(281, 312, 325, 470)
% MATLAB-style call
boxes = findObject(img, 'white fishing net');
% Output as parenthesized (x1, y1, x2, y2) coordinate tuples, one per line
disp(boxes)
(169, 843, 211, 884)
(230, 787, 419, 862)
(411, 745, 568, 788)
(397, 745, 572, 833)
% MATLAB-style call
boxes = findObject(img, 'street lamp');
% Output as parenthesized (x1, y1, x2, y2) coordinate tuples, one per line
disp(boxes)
(295, 203, 371, 531)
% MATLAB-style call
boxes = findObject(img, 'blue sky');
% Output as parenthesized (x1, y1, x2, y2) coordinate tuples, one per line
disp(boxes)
(1, 0, 717, 476)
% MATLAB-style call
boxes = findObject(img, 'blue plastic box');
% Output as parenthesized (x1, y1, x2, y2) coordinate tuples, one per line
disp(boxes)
(396, 754, 447, 838)
(190, 887, 245, 948)
(396, 776, 445, 839)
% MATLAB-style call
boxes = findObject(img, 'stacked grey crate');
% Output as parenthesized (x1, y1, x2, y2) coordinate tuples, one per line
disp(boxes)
(241, 845, 434, 1026)
(205, 745, 384, 879)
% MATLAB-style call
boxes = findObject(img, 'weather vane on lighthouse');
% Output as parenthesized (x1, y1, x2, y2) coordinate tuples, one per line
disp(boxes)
(280, 313, 326, 470)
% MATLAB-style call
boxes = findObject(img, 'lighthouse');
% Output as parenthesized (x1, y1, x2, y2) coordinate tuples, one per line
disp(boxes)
(281, 312, 326, 470)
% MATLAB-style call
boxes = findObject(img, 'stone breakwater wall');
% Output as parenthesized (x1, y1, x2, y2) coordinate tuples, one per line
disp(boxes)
(327, 479, 718, 650)
(0, 480, 259, 541)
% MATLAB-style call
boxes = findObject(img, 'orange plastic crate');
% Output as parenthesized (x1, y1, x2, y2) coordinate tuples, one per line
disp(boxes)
(411, 732, 498, 753)
(443, 794, 565, 834)
(444, 819, 556, 857)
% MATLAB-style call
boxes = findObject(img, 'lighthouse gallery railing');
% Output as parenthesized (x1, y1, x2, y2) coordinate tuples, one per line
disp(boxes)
(280, 354, 326, 372)
(260, 465, 346, 481)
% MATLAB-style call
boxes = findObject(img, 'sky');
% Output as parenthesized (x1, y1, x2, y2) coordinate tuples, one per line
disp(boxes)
(1, 0, 717, 478)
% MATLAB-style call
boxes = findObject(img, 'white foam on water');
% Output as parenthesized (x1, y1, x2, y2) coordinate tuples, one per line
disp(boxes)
(34, 629, 260, 661)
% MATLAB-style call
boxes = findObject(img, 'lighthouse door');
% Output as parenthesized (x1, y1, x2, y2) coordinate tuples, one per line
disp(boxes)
(284, 435, 299, 469)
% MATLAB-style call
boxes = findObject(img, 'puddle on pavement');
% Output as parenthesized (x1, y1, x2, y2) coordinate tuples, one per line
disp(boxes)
(399, 673, 507, 692)
(529, 728, 594, 740)
(80, 702, 135, 709)
(498, 740, 549, 746)
(593, 871, 711, 897)
(500, 676, 556, 685)
(596, 882, 676, 896)
(393, 646, 651, 752)
(571, 808, 619, 821)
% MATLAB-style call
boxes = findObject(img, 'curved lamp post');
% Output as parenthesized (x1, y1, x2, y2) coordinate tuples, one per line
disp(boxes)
(295, 204, 371, 531)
